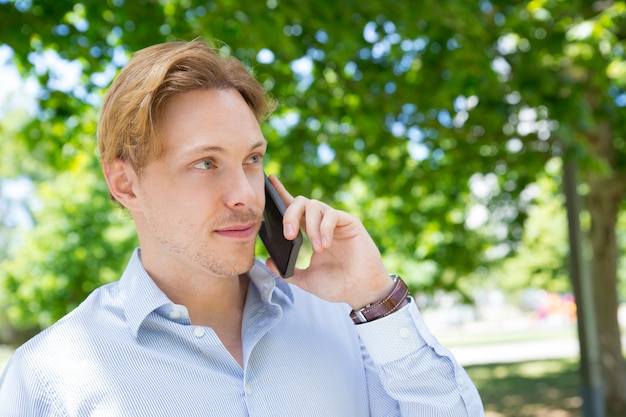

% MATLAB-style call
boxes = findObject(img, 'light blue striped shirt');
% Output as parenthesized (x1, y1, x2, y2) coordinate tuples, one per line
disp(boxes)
(0, 249, 484, 416)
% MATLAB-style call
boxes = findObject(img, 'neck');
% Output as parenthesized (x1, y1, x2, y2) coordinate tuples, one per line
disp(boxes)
(184, 274, 249, 328)
(144, 262, 250, 368)
(147, 266, 250, 327)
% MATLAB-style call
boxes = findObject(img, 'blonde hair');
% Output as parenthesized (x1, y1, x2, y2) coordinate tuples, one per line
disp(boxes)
(97, 39, 274, 173)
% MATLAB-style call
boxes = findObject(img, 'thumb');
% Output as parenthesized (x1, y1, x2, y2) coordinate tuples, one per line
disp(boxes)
(265, 258, 281, 277)
(265, 257, 304, 280)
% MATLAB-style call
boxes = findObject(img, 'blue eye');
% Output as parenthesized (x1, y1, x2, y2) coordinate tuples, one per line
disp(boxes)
(193, 160, 214, 170)
(248, 154, 263, 164)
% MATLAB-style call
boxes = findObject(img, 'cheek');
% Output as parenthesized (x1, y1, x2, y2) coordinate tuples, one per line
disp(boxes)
(142, 188, 197, 230)
(251, 175, 266, 205)
(145, 202, 205, 251)
(141, 177, 197, 212)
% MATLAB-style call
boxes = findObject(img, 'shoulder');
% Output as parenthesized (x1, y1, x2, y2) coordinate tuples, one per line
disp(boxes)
(10, 281, 124, 373)
(0, 282, 127, 414)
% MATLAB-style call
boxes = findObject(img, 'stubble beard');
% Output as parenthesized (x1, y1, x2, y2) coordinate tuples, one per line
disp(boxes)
(184, 210, 261, 278)
(147, 206, 261, 279)
(193, 242, 257, 278)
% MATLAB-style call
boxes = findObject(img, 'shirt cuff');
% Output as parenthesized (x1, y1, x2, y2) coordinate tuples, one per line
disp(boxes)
(355, 298, 435, 364)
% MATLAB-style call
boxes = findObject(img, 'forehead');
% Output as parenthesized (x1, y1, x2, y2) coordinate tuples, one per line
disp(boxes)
(157, 89, 265, 157)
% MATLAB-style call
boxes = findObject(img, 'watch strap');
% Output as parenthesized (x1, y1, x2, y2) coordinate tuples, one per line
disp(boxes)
(350, 275, 409, 324)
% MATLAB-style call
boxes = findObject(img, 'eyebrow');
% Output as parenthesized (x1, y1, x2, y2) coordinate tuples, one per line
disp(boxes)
(180, 140, 267, 159)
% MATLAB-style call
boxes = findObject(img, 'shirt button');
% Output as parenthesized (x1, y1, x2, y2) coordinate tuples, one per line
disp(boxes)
(399, 327, 410, 339)
(245, 385, 253, 395)
(169, 309, 181, 319)
(193, 327, 205, 338)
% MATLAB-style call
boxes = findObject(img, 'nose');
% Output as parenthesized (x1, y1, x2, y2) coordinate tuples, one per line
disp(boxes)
(222, 168, 259, 209)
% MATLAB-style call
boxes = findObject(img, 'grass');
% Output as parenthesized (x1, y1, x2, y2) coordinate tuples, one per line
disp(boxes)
(467, 358, 583, 417)
(439, 324, 626, 416)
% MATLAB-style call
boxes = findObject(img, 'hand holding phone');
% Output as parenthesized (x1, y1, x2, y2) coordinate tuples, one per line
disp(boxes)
(259, 174, 303, 278)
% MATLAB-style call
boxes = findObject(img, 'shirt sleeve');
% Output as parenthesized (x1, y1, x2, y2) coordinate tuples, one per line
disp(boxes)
(0, 351, 65, 417)
(355, 298, 485, 417)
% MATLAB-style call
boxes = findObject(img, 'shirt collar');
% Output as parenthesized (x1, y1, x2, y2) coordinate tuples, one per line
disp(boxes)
(119, 249, 173, 338)
(119, 248, 294, 338)
(247, 260, 294, 306)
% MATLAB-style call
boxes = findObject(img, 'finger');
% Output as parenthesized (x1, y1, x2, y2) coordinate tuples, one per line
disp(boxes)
(282, 195, 308, 240)
(319, 208, 340, 249)
(304, 200, 325, 252)
(268, 175, 301, 240)
(266, 257, 304, 280)
(265, 257, 280, 276)
(268, 174, 295, 206)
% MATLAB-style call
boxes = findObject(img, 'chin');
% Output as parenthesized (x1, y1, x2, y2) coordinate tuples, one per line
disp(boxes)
(202, 250, 256, 278)
(233, 256, 256, 276)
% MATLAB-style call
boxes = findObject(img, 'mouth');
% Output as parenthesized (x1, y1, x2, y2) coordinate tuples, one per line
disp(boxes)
(214, 223, 258, 239)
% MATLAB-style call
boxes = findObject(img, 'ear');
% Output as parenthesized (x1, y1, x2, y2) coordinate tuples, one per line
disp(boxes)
(102, 159, 140, 210)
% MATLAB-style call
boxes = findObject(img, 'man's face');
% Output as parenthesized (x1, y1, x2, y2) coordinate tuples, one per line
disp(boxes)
(132, 89, 267, 279)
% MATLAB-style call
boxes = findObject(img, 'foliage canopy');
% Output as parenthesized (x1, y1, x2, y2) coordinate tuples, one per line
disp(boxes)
(1, 0, 625, 407)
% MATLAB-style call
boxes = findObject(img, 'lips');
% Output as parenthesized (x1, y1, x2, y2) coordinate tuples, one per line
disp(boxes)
(214, 223, 258, 239)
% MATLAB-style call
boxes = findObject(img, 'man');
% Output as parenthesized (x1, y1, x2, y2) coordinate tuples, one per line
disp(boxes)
(0, 39, 484, 416)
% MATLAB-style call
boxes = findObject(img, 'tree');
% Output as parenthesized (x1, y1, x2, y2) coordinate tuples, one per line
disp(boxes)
(0, 0, 624, 411)
(490, 1, 626, 409)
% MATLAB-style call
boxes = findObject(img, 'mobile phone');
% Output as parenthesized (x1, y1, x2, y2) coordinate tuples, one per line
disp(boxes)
(259, 174, 303, 278)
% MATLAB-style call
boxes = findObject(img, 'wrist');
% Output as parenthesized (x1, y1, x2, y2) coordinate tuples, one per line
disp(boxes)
(350, 275, 410, 324)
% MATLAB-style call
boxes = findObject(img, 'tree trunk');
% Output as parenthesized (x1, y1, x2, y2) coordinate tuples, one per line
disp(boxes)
(586, 120, 626, 413)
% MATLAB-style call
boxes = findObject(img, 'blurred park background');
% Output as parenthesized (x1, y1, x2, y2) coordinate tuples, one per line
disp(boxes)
(0, 1, 625, 416)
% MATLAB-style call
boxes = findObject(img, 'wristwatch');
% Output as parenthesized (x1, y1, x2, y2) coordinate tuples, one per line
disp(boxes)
(350, 274, 410, 324)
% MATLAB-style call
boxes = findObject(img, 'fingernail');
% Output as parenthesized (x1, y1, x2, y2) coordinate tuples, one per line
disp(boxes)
(285, 223, 294, 238)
